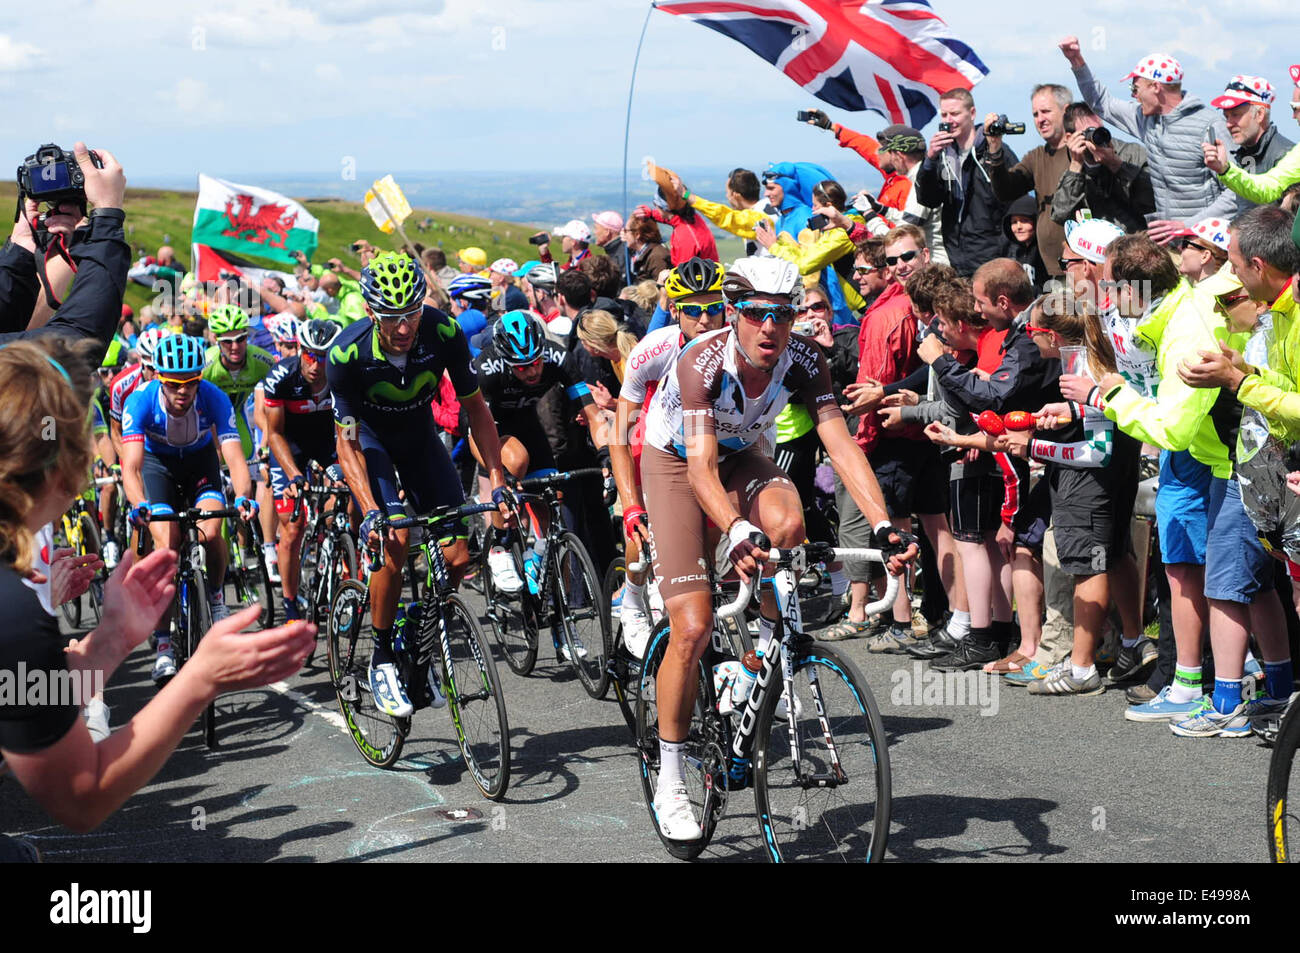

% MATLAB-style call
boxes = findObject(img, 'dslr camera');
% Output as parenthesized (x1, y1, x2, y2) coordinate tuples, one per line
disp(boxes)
(1081, 126, 1112, 148)
(16, 143, 102, 209)
(985, 114, 1026, 136)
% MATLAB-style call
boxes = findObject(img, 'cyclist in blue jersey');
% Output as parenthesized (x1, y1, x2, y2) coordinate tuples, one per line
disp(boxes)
(446, 273, 493, 353)
(327, 252, 512, 718)
(120, 334, 259, 683)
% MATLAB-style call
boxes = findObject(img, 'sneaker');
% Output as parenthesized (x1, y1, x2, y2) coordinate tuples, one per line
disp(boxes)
(1242, 693, 1294, 736)
(1125, 683, 1159, 705)
(1107, 639, 1158, 684)
(1027, 662, 1104, 696)
(907, 627, 960, 660)
(559, 638, 589, 663)
(102, 539, 120, 570)
(488, 547, 523, 594)
(816, 617, 871, 642)
(264, 545, 281, 584)
(368, 658, 413, 718)
(930, 639, 1001, 672)
(209, 599, 230, 623)
(867, 624, 920, 655)
(1169, 697, 1252, 738)
(426, 664, 448, 709)
(83, 697, 111, 742)
(620, 604, 653, 660)
(152, 648, 177, 684)
(910, 608, 931, 639)
(653, 782, 702, 841)
(1123, 686, 1206, 723)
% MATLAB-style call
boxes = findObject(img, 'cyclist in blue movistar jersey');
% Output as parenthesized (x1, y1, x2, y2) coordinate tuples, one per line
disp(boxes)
(327, 252, 513, 718)
(120, 334, 259, 683)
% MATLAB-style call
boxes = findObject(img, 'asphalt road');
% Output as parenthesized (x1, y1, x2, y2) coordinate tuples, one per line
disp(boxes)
(2, 588, 1276, 863)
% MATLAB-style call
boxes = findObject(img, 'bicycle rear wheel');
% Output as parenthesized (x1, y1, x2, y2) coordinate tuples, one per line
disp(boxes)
(753, 642, 890, 862)
(605, 559, 638, 738)
(635, 623, 729, 861)
(440, 594, 511, 800)
(1267, 705, 1300, 862)
(552, 531, 611, 699)
(481, 536, 538, 676)
(328, 579, 405, 767)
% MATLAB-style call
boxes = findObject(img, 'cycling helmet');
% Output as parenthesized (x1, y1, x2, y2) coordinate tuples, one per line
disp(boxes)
(447, 273, 493, 303)
(208, 304, 251, 336)
(99, 338, 128, 370)
(664, 256, 724, 299)
(153, 333, 206, 377)
(136, 327, 167, 368)
(360, 251, 427, 313)
(721, 256, 805, 309)
(298, 317, 343, 352)
(493, 310, 545, 366)
(525, 262, 559, 291)
(265, 312, 301, 344)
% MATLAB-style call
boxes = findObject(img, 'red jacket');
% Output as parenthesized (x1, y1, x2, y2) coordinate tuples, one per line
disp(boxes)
(854, 282, 922, 454)
(834, 124, 912, 212)
(639, 205, 719, 265)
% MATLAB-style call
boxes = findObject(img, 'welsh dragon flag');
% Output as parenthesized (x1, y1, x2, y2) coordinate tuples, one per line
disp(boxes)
(192, 174, 319, 265)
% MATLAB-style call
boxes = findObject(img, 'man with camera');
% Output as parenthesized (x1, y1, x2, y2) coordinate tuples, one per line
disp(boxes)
(915, 88, 1017, 277)
(1, 143, 129, 354)
(982, 84, 1073, 277)
(1203, 75, 1295, 185)
(1051, 103, 1156, 234)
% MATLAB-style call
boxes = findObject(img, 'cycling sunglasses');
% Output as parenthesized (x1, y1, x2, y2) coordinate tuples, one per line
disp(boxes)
(159, 374, 201, 388)
(301, 348, 326, 363)
(675, 301, 725, 318)
(217, 332, 249, 344)
(374, 308, 422, 326)
(884, 249, 920, 267)
(735, 304, 799, 325)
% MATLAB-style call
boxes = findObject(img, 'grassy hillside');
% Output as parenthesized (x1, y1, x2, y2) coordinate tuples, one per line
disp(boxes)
(0, 183, 545, 313)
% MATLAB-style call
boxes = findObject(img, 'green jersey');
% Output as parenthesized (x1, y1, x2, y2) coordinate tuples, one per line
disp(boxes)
(202, 345, 276, 457)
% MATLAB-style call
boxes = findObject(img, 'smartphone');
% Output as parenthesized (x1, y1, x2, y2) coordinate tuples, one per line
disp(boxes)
(1205, 126, 1219, 147)
(808, 213, 829, 230)
(797, 109, 814, 122)
(528, 234, 549, 246)
(349, 241, 363, 252)
(938, 122, 953, 133)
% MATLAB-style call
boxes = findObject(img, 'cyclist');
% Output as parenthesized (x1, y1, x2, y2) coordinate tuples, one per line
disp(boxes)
(639, 256, 917, 841)
(609, 257, 727, 658)
(92, 342, 129, 567)
(264, 312, 302, 361)
(120, 334, 259, 683)
(446, 273, 493, 352)
(327, 252, 513, 718)
(203, 304, 278, 580)
(264, 318, 346, 622)
(474, 309, 603, 614)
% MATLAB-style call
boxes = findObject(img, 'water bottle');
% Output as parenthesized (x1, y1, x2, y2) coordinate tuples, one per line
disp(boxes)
(731, 650, 763, 708)
(713, 660, 742, 715)
(523, 550, 541, 595)
(392, 603, 410, 653)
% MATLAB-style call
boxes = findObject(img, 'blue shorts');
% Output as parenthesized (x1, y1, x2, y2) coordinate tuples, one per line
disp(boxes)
(1155, 449, 1210, 566)
(1204, 478, 1275, 603)
(357, 419, 466, 533)
(141, 447, 225, 516)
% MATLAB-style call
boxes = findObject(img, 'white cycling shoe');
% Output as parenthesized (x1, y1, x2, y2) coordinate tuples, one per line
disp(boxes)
(209, 599, 230, 622)
(152, 648, 177, 684)
(369, 660, 414, 717)
(559, 637, 588, 663)
(427, 665, 447, 709)
(654, 782, 703, 841)
(487, 547, 524, 594)
(620, 604, 653, 660)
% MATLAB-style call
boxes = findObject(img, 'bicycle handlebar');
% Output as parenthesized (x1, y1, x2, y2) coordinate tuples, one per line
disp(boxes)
(512, 467, 604, 492)
(366, 501, 501, 569)
(131, 507, 243, 554)
(716, 546, 898, 621)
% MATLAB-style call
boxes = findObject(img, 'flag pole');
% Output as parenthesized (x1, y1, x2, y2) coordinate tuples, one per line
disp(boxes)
(621, 1, 656, 283)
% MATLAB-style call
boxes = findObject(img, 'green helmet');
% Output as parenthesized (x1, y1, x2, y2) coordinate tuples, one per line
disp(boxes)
(99, 337, 128, 370)
(209, 304, 250, 336)
(360, 252, 427, 313)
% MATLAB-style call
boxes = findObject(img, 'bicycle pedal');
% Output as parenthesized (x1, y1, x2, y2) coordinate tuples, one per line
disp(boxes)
(801, 770, 847, 789)
(338, 674, 361, 704)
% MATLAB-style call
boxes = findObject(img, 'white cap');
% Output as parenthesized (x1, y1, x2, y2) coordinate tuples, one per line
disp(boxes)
(552, 219, 592, 243)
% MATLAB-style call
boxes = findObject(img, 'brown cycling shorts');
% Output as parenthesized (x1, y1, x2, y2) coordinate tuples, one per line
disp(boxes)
(641, 444, 799, 602)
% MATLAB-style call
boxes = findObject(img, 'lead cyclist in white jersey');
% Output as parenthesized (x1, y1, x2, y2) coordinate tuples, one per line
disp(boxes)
(637, 256, 918, 841)
(609, 257, 728, 659)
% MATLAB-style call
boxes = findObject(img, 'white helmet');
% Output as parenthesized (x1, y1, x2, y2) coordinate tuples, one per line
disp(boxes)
(136, 327, 168, 368)
(721, 256, 805, 309)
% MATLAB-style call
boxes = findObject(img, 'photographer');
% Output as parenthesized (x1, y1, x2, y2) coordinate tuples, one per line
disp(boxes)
(0, 142, 129, 354)
(1051, 103, 1156, 234)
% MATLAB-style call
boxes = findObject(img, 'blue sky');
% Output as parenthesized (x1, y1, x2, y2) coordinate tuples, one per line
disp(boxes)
(1, 0, 1295, 198)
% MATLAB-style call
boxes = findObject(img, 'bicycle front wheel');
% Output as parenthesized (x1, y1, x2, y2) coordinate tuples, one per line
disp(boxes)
(552, 532, 611, 699)
(481, 536, 538, 676)
(753, 644, 890, 863)
(328, 579, 405, 767)
(184, 566, 216, 749)
(1267, 706, 1300, 862)
(441, 594, 511, 800)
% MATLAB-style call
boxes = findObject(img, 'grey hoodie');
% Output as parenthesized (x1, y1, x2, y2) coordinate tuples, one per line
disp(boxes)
(1073, 63, 1237, 222)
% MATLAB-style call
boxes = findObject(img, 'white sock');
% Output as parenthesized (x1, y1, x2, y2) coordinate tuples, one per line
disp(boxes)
(263, 541, 277, 559)
(948, 610, 971, 639)
(156, 636, 171, 653)
(828, 568, 849, 597)
(1072, 663, 1096, 681)
(210, 589, 225, 605)
(658, 738, 686, 788)
(624, 580, 646, 613)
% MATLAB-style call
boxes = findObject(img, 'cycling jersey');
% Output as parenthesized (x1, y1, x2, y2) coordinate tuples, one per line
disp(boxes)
(619, 326, 683, 408)
(91, 385, 111, 436)
(202, 345, 276, 456)
(263, 356, 335, 461)
(643, 327, 839, 459)
(1103, 303, 1160, 399)
(476, 337, 593, 419)
(109, 363, 146, 422)
(121, 379, 241, 457)
(327, 307, 480, 433)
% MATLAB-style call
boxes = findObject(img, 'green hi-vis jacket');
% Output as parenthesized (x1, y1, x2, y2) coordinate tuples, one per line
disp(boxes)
(1234, 280, 1300, 446)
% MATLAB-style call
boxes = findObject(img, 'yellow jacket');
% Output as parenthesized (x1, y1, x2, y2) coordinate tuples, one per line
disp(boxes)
(768, 228, 867, 314)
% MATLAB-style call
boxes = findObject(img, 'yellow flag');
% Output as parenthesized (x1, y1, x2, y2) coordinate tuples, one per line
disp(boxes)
(364, 175, 413, 234)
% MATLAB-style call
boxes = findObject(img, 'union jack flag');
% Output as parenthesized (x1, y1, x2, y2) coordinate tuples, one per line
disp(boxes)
(655, 0, 988, 128)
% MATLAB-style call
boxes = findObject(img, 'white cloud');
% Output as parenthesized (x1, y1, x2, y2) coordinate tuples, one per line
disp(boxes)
(0, 34, 43, 70)
(159, 77, 222, 118)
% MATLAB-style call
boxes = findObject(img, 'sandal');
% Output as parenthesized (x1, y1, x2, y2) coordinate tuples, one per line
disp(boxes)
(815, 618, 871, 642)
(984, 651, 1032, 674)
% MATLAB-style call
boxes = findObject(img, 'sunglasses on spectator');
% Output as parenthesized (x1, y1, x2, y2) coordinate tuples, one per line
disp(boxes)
(735, 304, 799, 325)
(675, 301, 725, 317)
(1058, 256, 1088, 270)
(803, 301, 830, 313)
(1173, 237, 1217, 254)
(885, 250, 920, 266)
(854, 265, 876, 275)
(218, 333, 249, 344)
(1024, 324, 1055, 338)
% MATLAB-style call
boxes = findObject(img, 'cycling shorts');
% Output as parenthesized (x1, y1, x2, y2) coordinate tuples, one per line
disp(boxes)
(358, 419, 467, 538)
(141, 446, 224, 516)
(641, 444, 798, 603)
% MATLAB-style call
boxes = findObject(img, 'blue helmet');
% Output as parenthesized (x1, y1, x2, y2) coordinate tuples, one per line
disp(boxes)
(447, 273, 493, 303)
(154, 333, 206, 376)
(494, 310, 544, 366)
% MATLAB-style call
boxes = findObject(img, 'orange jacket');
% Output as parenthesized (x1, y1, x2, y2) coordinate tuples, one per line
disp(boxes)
(833, 124, 912, 212)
